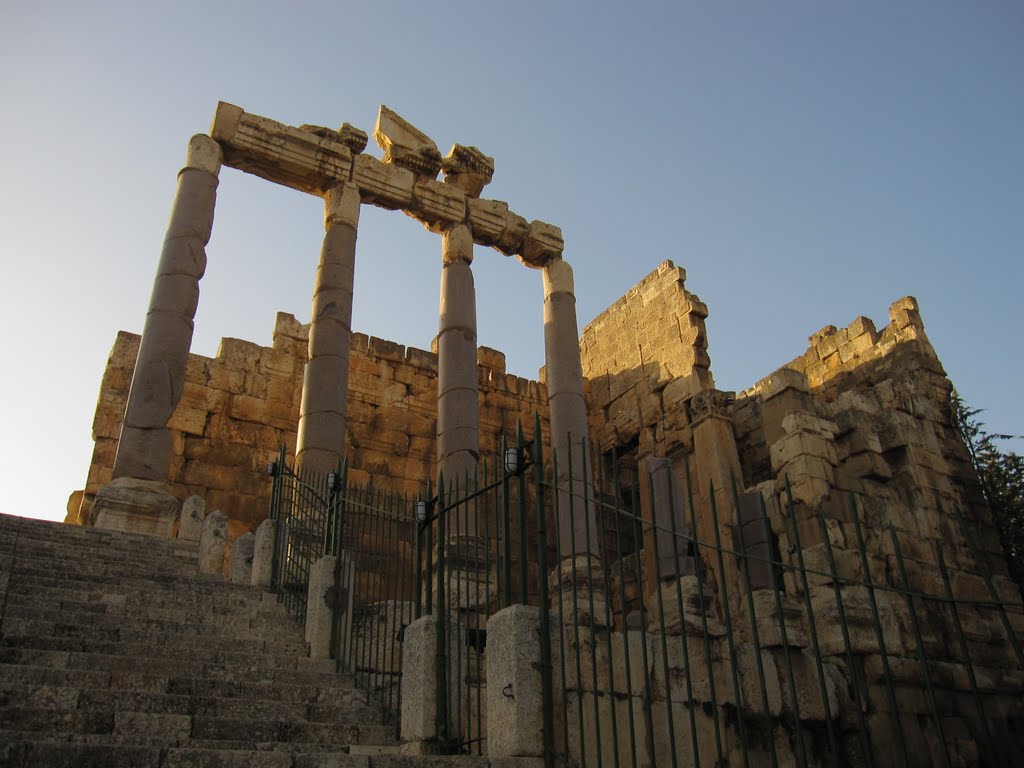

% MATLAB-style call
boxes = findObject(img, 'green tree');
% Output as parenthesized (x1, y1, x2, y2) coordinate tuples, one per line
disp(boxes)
(951, 390, 1024, 592)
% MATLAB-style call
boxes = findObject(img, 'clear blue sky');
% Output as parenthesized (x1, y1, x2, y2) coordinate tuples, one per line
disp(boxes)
(1, 1, 1021, 522)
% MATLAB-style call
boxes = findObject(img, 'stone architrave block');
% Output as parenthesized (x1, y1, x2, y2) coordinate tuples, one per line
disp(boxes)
(518, 220, 564, 268)
(229, 532, 255, 584)
(177, 495, 206, 542)
(305, 555, 338, 660)
(251, 518, 276, 588)
(198, 511, 229, 576)
(353, 153, 415, 210)
(211, 101, 354, 196)
(408, 178, 466, 229)
(467, 198, 511, 248)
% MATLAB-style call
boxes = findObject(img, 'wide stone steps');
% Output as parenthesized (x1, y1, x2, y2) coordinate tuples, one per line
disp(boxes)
(0, 513, 415, 765)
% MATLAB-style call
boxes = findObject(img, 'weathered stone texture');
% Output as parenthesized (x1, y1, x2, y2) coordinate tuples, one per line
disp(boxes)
(74, 312, 549, 534)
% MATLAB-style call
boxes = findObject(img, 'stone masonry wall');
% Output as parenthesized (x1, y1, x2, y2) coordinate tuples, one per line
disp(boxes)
(580, 260, 713, 461)
(72, 312, 549, 533)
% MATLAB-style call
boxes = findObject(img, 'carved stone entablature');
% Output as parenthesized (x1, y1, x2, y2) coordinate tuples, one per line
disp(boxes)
(209, 102, 564, 264)
(518, 220, 565, 268)
(211, 102, 354, 196)
(298, 123, 368, 155)
(373, 105, 442, 178)
(690, 388, 735, 424)
(442, 144, 494, 198)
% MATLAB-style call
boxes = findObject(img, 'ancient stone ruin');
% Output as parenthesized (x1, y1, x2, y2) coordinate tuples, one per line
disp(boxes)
(65, 103, 1023, 766)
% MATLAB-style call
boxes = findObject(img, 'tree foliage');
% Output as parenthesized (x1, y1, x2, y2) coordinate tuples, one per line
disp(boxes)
(951, 390, 1024, 592)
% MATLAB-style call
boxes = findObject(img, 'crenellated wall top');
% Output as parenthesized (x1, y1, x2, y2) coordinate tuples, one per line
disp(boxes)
(209, 101, 563, 268)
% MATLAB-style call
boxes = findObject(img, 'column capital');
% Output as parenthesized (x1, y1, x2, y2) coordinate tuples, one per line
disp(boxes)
(690, 388, 735, 424)
(542, 257, 574, 299)
(324, 182, 361, 230)
(185, 134, 222, 175)
(441, 223, 474, 265)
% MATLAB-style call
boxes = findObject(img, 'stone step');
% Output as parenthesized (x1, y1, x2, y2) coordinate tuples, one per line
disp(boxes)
(0, 741, 484, 768)
(0, 631, 309, 660)
(0, 602, 300, 640)
(0, 706, 396, 747)
(0, 682, 386, 725)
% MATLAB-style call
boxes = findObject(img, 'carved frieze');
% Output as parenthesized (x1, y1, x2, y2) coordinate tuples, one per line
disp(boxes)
(373, 105, 442, 178)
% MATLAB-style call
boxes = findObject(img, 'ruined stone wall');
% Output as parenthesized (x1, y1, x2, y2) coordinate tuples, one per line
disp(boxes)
(73, 312, 549, 532)
(580, 260, 713, 461)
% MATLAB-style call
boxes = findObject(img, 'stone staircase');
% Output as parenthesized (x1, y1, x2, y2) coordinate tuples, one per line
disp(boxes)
(0, 513, 475, 767)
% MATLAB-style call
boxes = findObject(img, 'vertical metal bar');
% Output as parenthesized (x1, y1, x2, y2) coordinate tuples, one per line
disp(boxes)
(717, 480, 779, 768)
(780, 477, 837, 762)
(663, 462, 703, 768)
(755, 488, 806, 768)
(574, 437, 605, 768)
(630, 469, 657, 767)
(594, 450, 622, 768)
(936, 544, 993, 763)
(889, 525, 952, 768)
(535, 415, 556, 768)
(436, 471, 449, 746)
(517, 422, 529, 607)
(682, 457, 744, 768)
(552, 440, 571, 763)
(502, 433, 513, 609)
(848, 494, 906, 767)
(564, 439, 587, 766)
(646, 467, 680, 768)
(813, 496, 871, 766)
(954, 507, 1024, 667)
(609, 449, 640, 768)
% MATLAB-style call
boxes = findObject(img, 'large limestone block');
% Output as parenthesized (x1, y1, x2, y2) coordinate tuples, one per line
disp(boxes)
(374, 105, 442, 177)
(178, 495, 206, 541)
(400, 615, 467, 744)
(91, 477, 181, 538)
(198, 510, 229, 576)
(486, 605, 554, 757)
(211, 102, 354, 195)
(229, 532, 255, 584)
(251, 518, 276, 588)
(305, 555, 338, 660)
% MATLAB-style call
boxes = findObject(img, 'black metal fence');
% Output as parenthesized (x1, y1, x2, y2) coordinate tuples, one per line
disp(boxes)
(269, 430, 1024, 767)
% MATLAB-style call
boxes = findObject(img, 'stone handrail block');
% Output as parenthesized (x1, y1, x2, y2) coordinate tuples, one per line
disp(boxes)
(210, 101, 564, 266)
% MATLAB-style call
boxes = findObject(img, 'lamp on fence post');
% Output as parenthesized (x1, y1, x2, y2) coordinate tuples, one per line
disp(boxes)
(327, 471, 339, 495)
(266, 461, 278, 477)
(414, 500, 429, 525)
(504, 444, 533, 477)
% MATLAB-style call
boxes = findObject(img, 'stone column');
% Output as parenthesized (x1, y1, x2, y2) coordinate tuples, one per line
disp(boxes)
(543, 257, 599, 555)
(112, 134, 221, 482)
(436, 223, 479, 486)
(93, 135, 221, 536)
(296, 182, 360, 474)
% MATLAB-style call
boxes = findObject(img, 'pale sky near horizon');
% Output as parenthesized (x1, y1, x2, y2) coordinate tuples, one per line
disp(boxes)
(1, 1, 1021, 523)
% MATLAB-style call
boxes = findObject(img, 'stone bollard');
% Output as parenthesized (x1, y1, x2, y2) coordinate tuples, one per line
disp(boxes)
(399, 614, 467, 753)
(198, 511, 228, 576)
(486, 604, 560, 758)
(178, 495, 206, 542)
(251, 518, 276, 589)
(305, 555, 337, 660)
(229, 532, 255, 584)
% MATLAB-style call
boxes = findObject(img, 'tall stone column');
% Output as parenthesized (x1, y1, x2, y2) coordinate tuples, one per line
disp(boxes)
(296, 182, 360, 474)
(543, 257, 599, 555)
(93, 135, 221, 537)
(436, 223, 479, 486)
